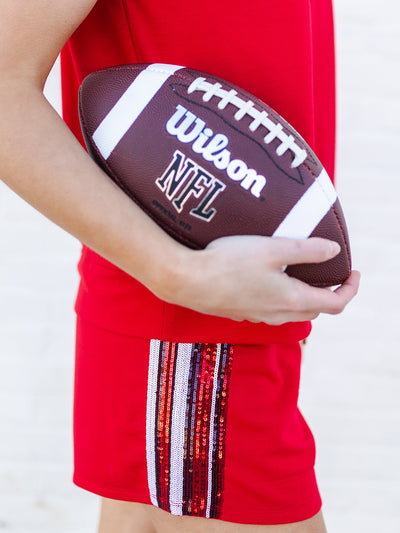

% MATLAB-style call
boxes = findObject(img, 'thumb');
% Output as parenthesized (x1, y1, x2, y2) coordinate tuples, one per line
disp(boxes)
(269, 237, 341, 267)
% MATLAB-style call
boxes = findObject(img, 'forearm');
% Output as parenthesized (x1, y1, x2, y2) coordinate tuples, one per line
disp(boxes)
(0, 78, 186, 298)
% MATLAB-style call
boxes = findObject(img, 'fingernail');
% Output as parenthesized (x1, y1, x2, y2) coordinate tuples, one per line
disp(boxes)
(330, 242, 341, 256)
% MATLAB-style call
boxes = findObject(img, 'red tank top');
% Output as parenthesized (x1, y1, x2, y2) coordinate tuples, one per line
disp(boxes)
(61, 0, 335, 343)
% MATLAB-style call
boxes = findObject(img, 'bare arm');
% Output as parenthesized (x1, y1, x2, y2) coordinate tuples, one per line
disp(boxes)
(0, 0, 360, 325)
(0, 0, 187, 294)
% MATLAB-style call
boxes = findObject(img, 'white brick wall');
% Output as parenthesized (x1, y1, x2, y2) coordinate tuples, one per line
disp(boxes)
(299, 0, 400, 531)
(0, 60, 99, 531)
(1, 2, 399, 531)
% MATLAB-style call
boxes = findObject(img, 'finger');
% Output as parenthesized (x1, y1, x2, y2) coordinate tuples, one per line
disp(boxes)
(330, 270, 361, 306)
(268, 237, 341, 267)
(295, 270, 360, 315)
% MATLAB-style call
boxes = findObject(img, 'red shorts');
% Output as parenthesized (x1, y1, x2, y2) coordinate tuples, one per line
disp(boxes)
(73, 317, 321, 525)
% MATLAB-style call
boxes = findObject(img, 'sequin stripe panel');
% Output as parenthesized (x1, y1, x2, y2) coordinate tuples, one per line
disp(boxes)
(146, 341, 234, 519)
(146, 340, 177, 509)
(182, 343, 203, 515)
(146, 340, 160, 508)
(184, 344, 220, 517)
(156, 342, 177, 510)
(208, 344, 234, 518)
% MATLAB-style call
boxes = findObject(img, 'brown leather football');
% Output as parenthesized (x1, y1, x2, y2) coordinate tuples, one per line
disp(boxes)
(78, 63, 351, 287)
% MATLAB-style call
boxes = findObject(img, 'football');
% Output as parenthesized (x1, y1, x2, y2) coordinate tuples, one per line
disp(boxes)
(78, 63, 351, 287)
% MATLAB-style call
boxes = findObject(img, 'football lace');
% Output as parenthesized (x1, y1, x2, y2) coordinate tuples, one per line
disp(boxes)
(187, 77, 307, 168)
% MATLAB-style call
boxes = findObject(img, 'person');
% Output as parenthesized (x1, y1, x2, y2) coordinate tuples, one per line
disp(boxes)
(0, 1, 360, 532)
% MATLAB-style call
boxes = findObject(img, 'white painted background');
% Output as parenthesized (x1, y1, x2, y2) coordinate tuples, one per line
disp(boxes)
(0, 1, 399, 531)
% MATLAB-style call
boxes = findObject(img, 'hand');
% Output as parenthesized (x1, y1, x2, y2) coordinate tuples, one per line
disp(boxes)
(165, 235, 360, 325)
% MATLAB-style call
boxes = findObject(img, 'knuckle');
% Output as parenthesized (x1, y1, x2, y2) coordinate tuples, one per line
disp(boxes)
(292, 239, 304, 255)
(331, 301, 345, 315)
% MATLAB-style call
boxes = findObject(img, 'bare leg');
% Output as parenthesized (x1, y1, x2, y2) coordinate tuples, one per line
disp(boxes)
(97, 498, 327, 533)
(97, 499, 157, 533)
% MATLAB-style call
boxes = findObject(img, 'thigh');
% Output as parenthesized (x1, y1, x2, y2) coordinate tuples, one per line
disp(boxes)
(98, 499, 327, 533)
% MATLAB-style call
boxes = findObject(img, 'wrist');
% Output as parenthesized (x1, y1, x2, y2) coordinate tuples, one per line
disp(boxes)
(137, 237, 196, 305)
